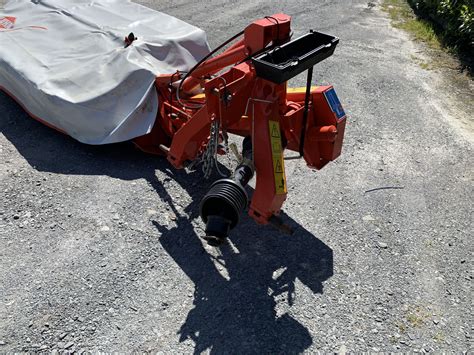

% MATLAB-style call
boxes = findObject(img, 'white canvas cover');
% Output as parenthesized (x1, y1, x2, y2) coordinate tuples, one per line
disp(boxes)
(0, 0, 210, 144)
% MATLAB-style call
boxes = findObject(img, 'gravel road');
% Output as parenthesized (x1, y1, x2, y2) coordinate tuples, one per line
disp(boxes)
(1, 0, 473, 353)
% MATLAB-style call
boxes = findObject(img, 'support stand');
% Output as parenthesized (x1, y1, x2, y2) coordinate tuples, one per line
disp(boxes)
(299, 66, 314, 157)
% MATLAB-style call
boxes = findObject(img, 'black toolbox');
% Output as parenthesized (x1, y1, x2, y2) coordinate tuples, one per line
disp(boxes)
(252, 30, 339, 84)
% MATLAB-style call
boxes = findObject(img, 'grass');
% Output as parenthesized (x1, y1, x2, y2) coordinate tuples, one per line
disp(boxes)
(397, 322, 407, 333)
(433, 332, 446, 343)
(406, 305, 432, 328)
(382, 0, 441, 49)
(395, 305, 431, 333)
(382, 0, 473, 75)
(406, 312, 425, 327)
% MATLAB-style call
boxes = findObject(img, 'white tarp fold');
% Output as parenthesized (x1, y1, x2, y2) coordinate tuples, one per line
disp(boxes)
(0, 0, 210, 144)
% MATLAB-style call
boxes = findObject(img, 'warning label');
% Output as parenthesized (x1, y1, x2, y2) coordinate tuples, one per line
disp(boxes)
(271, 124, 280, 138)
(0, 17, 16, 30)
(268, 120, 287, 195)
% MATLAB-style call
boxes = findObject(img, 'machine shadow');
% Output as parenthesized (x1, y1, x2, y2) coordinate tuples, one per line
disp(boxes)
(1, 92, 334, 353)
(154, 208, 333, 354)
(150, 161, 333, 353)
(0, 91, 167, 180)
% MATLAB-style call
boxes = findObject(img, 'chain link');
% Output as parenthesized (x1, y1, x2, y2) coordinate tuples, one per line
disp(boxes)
(200, 120, 232, 179)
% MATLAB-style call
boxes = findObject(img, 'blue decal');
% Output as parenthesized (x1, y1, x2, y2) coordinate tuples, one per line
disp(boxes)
(324, 88, 345, 120)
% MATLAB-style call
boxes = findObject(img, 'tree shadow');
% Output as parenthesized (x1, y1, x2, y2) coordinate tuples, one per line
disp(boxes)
(1, 91, 333, 353)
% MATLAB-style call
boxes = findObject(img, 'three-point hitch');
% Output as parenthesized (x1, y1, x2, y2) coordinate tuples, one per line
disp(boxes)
(133, 14, 347, 244)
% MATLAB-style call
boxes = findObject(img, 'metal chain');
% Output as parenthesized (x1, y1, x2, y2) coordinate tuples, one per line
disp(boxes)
(215, 130, 230, 178)
(201, 120, 231, 179)
(202, 120, 218, 179)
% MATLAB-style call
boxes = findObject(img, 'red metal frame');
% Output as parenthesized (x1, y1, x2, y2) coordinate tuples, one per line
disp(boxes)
(134, 13, 346, 225)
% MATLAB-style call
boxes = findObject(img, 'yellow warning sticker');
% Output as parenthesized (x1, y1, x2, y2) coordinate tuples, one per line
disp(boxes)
(268, 120, 287, 195)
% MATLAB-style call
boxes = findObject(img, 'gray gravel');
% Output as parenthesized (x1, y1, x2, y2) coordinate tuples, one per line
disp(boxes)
(1, 0, 473, 353)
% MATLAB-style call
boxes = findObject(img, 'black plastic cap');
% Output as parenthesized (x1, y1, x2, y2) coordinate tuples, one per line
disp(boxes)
(200, 179, 248, 243)
(203, 215, 232, 246)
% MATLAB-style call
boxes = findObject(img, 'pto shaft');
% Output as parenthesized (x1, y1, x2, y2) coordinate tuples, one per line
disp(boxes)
(200, 138, 253, 245)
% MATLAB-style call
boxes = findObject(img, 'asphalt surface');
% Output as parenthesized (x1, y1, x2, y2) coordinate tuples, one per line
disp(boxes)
(1, 0, 473, 353)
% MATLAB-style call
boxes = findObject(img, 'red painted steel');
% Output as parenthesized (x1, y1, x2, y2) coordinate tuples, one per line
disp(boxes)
(134, 14, 347, 225)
